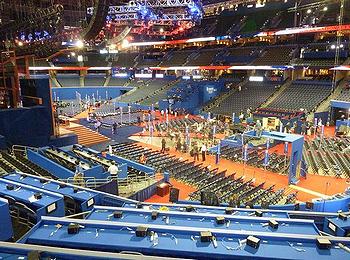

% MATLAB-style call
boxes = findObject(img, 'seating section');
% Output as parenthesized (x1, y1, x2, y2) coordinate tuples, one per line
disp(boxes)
(111, 142, 293, 206)
(209, 82, 277, 116)
(118, 79, 173, 104)
(253, 46, 296, 65)
(107, 77, 129, 86)
(84, 75, 106, 86)
(0, 151, 56, 179)
(303, 137, 350, 178)
(56, 75, 81, 87)
(212, 145, 288, 175)
(267, 81, 332, 112)
(160, 48, 198, 66)
(111, 53, 138, 67)
(335, 88, 350, 102)
(84, 53, 108, 67)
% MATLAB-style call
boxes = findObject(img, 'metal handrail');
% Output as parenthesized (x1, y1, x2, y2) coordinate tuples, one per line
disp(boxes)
(12, 145, 39, 155)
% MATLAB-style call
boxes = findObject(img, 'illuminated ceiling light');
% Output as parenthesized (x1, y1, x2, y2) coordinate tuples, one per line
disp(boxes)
(17, 41, 24, 47)
(323, 6, 328, 11)
(160, 28, 164, 33)
(331, 44, 336, 49)
(71, 52, 76, 57)
(75, 40, 84, 48)
(307, 9, 312, 14)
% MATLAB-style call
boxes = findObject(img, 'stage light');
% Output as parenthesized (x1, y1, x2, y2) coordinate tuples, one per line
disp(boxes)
(17, 41, 24, 47)
(109, 43, 117, 50)
(77, 55, 83, 62)
(323, 6, 328, 11)
(160, 28, 164, 33)
(331, 44, 336, 49)
(340, 44, 344, 48)
(307, 9, 312, 14)
(75, 40, 84, 48)
(121, 39, 130, 49)
(71, 52, 76, 57)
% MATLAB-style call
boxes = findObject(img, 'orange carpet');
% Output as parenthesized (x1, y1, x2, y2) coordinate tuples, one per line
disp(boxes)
(137, 136, 349, 203)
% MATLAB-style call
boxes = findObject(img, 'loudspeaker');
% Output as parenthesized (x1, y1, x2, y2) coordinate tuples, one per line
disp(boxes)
(81, 0, 111, 40)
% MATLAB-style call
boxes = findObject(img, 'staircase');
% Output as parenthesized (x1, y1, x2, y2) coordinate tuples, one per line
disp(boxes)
(68, 125, 110, 146)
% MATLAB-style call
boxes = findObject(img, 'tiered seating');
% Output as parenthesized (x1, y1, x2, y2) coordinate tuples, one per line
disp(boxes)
(267, 81, 332, 112)
(84, 75, 106, 86)
(186, 46, 224, 66)
(56, 74, 81, 87)
(107, 77, 129, 86)
(84, 53, 108, 67)
(119, 79, 172, 104)
(0, 151, 57, 179)
(136, 50, 164, 67)
(218, 47, 257, 65)
(42, 147, 94, 172)
(111, 52, 138, 67)
(160, 47, 198, 66)
(209, 81, 277, 116)
(253, 46, 296, 65)
(335, 88, 350, 102)
(139, 79, 178, 106)
(303, 137, 350, 178)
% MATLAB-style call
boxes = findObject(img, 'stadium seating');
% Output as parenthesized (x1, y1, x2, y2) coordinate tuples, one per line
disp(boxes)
(209, 81, 278, 116)
(84, 74, 106, 86)
(56, 74, 81, 88)
(253, 46, 296, 65)
(267, 80, 333, 112)
(336, 89, 350, 102)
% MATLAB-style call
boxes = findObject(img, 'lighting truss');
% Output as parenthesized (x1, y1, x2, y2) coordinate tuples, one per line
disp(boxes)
(87, 0, 196, 14)
(107, 13, 192, 21)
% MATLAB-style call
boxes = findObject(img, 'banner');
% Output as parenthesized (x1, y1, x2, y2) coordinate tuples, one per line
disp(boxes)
(263, 150, 269, 166)
(284, 142, 288, 154)
(243, 145, 248, 162)
(266, 138, 270, 150)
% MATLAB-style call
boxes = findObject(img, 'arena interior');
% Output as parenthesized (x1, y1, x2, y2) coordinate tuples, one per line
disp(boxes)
(1, 0, 350, 259)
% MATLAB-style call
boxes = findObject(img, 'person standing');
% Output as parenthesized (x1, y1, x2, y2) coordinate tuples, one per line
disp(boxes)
(161, 138, 166, 153)
(193, 142, 199, 162)
(112, 122, 117, 135)
(74, 161, 85, 187)
(108, 161, 119, 178)
(201, 143, 207, 162)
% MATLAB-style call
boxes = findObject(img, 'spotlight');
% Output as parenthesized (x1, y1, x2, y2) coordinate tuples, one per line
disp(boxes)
(323, 6, 328, 11)
(307, 9, 312, 14)
(121, 39, 130, 49)
(160, 28, 164, 33)
(75, 40, 84, 48)
(331, 45, 336, 49)
(17, 41, 24, 47)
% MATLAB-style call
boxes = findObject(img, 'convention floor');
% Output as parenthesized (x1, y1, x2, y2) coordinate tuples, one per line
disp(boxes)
(133, 135, 349, 204)
(74, 110, 348, 204)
